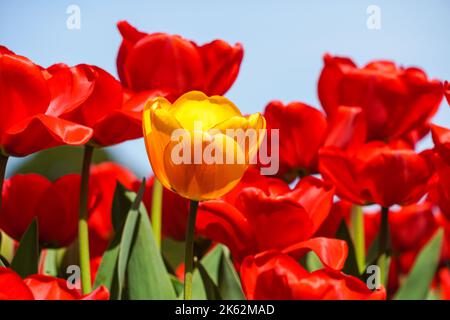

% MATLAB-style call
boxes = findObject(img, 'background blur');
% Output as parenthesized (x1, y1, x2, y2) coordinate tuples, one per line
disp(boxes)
(1, 0, 449, 178)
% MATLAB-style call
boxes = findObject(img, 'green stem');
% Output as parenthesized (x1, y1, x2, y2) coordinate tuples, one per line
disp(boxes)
(378, 206, 389, 287)
(151, 178, 163, 249)
(351, 205, 365, 274)
(184, 200, 199, 300)
(0, 154, 8, 210)
(78, 145, 94, 294)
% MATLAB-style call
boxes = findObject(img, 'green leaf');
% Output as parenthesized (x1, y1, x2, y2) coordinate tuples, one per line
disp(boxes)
(336, 220, 361, 278)
(191, 245, 245, 300)
(93, 233, 120, 298)
(11, 219, 39, 278)
(170, 275, 184, 297)
(394, 229, 444, 300)
(111, 183, 132, 232)
(124, 204, 176, 299)
(93, 182, 139, 298)
(196, 260, 222, 300)
(117, 180, 146, 297)
(218, 248, 245, 300)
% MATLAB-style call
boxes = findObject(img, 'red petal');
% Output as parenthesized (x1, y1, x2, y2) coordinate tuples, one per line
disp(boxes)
(2, 114, 93, 156)
(288, 176, 335, 234)
(240, 251, 309, 300)
(318, 54, 443, 142)
(315, 201, 353, 238)
(293, 269, 386, 300)
(123, 33, 204, 95)
(283, 237, 348, 270)
(24, 275, 81, 300)
(318, 54, 357, 117)
(24, 274, 110, 300)
(0, 52, 50, 135)
(431, 124, 450, 163)
(36, 174, 81, 247)
(199, 40, 243, 95)
(116, 21, 148, 87)
(0, 174, 51, 241)
(197, 200, 256, 262)
(263, 101, 327, 176)
(0, 267, 34, 300)
(237, 188, 314, 251)
(324, 106, 367, 151)
(45, 64, 96, 117)
(360, 142, 432, 207)
(319, 146, 366, 204)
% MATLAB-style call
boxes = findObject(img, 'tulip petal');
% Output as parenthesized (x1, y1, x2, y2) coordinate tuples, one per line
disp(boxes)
(171, 91, 241, 131)
(0, 53, 50, 134)
(237, 187, 315, 250)
(319, 146, 366, 205)
(283, 237, 348, 271)
(123, 32, 204, 94)
(2, 114, 93, 156)
(197, 200, 257, 262)
(288, 176, 335, 234)
(0, 174, 51, 241)
(0, 267, 35, 300)
(45, 64, 95, 117)
(263, 101, 327, 175)
(199, 40, 244, 95)
(431, 124, 450, 163)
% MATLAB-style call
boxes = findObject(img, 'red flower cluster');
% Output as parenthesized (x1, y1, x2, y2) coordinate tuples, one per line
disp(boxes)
(1, 20, 449, 301)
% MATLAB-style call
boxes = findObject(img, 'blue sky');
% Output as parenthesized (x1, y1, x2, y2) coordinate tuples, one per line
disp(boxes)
(1, 0, 449, 177)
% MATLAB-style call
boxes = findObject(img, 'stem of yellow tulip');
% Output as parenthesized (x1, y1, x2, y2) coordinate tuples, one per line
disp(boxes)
(184, 200, 199, 300)
(378, 206, 389, 287)
(78, 145, 94, 294)
(0, 154, 8, 210)
(150, 178, 163, 249)
(351, 205, 365, 274)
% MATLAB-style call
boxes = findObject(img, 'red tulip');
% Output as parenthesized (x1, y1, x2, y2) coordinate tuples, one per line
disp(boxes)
(364, 202, 437, 254)
(197, 169, 347, 267)
(260, 102, 368, 179)
(116, 21, 243, 98)
(240, 251, 386, 300)
(319, 141, 432, 207)
(261, 101, 327, 178)
(0, 174, 86, 247)
(44, 63, 167, 146)
(0, 267, 108, 300)
(318, 54, 443, 143)
(0, 47, 92, 156)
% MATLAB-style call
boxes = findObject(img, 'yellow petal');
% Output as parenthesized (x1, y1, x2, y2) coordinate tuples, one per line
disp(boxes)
(163, 132, 246, 200)
(143, 97, 182, 189)
(171, 91, 242, 131)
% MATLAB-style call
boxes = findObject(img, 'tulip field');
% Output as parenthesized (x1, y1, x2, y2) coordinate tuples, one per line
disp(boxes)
(0, 1, 449, 305)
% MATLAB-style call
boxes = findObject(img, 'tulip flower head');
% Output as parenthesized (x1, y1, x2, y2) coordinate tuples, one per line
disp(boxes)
(143, 91, 265, 201)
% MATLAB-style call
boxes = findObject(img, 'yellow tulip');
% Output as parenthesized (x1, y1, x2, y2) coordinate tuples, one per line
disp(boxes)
(142, 91, 266, 201)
